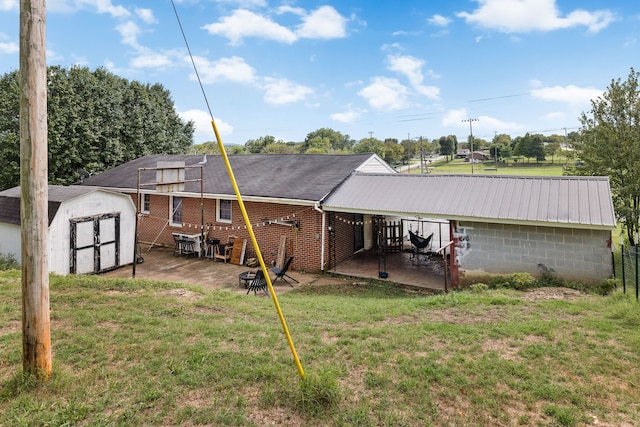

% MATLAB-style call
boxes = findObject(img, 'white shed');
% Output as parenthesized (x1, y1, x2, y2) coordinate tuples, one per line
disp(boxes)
(0, 185, 136, 275)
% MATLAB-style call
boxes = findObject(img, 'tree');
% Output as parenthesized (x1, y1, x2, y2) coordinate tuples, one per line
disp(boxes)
(574, 68, 640, 244)
(513, 133, 545, 162)
(301, 128, 352, 152)
(383, 139, 404, 164)
(244, 135, 277, 153)
(353, 137, 385, 157)
(438, 135, 456, 160)
(0, 66, 194, 190)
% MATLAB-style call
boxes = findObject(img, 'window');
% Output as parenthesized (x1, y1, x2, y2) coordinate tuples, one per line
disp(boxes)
(141, 194, 150, 213)
(171, 196, 183, 226)
(217, 199, 232, 223)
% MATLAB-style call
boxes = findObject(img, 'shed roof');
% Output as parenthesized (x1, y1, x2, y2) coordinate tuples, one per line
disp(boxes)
(322, 173, 616, 229)
(81, 153, 394, 203)
(0, 185, 124, 226)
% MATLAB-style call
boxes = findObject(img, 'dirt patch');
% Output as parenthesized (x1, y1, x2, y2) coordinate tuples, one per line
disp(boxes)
(519, 287, 584, 301)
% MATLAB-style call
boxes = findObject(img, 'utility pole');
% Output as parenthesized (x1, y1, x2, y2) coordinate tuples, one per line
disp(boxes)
(368, 131, 374, 140)
(20, 0, 52, 379)
(462, 118, 478, 174)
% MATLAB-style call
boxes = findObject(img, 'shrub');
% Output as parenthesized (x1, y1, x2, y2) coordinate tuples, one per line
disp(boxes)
(0, 253, 19, 271)
(469, 283, 489, 293)
(593, 278, 619, 296)
(488, 272, 536, 290)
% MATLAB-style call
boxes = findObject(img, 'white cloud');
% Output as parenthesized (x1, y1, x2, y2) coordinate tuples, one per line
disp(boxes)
(203, 6, 348, 45)
(179, 109, 233, 142)
(296, 6, 347, 39)
(542, 111, 565, 121)
(429, 14, 451, 27)
(443, 109, 522, 133)
(202, 9, 297, 45)
(0, 41, 18, 54)
(358, 77, 410, 111)
(442, 109, 469, 126)
(190, 55, 257, 84)
(457, 0, 614, 33)
(531, 85, 602, 106)
(116, 21, 141, 47)
(331, 109, 360, 123)
(135, 8, 156, 24)
(49, 0, 129, 18)
(387, 55, 440, 100)
(0, 0, 17, 11)
(130, 51, 172, 69)
(261, 77, 313, 104)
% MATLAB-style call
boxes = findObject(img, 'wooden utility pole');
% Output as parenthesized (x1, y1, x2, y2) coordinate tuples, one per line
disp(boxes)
(20, 0, 51, 379)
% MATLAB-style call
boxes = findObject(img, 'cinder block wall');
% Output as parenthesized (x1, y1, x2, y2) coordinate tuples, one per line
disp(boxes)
(455, 221, 613, 283)
(134, 194, 325, 272)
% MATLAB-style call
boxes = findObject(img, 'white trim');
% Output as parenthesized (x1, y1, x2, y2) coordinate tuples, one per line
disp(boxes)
(216, 199, 232, 223)
(170, 195, 183, 227)
(141, 193, 150, 214)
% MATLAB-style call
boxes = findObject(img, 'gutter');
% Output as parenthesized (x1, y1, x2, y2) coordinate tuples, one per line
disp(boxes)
(314, 202, 326, 272)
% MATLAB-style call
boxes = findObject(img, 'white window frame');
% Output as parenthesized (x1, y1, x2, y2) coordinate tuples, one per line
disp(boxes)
(170, 195, 183, 226)
(216, 199, 232, 223)
(141, 193, 151, 214)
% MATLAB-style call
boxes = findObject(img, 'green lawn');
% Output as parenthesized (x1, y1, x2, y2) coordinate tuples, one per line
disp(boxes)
(409, 157, 572, 176)
(1, 271, 639, 426)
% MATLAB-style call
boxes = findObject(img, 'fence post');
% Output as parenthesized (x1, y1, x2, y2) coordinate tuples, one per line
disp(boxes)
(621, 243, 626, 294)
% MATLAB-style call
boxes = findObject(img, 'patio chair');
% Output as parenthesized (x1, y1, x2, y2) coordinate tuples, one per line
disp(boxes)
(272, 256, 298, 287)
(408, 230, 433, 264)
(172, 233, 182, 257)
(213, 237, 233, 263)
(180, 237, 198, 258)
(246, 269, 269, 296)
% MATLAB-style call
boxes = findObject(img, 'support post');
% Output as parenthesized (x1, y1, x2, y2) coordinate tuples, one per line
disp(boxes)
(20, 0, 52, 379)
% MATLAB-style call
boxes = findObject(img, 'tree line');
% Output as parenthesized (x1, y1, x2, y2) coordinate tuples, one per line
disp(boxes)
(2, 65, 639, 244)
(0, 66, 193, 191)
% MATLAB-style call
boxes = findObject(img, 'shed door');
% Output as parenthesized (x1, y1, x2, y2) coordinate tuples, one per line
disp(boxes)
(70, 213, 120, 274)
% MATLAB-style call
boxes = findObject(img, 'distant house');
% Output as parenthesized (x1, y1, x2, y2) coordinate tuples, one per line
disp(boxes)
(0, 185, 136, 275)
(78, 153, 616, 287)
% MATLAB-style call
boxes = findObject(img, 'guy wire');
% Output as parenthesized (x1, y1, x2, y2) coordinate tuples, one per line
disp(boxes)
(170, 0, 214, 119)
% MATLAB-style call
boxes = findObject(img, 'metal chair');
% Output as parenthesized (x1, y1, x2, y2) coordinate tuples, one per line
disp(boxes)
(246, 270, 269, 296)
(272, 256, 298, 287)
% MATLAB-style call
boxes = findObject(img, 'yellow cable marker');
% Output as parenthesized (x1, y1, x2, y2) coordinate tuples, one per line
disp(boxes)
(210, 119, 305, 379)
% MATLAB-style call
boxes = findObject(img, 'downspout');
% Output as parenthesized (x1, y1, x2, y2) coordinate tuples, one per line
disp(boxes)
(314, 202, 325, 272)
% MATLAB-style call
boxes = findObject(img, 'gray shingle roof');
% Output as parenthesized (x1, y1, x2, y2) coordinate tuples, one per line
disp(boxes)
(0, 185, 105, 225)
(80, 153, 383, 202)
(322, 173, 616, 229)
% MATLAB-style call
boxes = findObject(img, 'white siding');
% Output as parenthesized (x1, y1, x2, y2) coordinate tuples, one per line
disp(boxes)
(0, 223, 21, 263)
(49, 191, 136, 275)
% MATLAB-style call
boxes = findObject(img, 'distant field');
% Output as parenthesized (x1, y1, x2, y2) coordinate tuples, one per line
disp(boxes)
(407, 158, 569, 176)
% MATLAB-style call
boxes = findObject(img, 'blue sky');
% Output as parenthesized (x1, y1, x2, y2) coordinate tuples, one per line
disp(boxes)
(0, 0, 638, 145)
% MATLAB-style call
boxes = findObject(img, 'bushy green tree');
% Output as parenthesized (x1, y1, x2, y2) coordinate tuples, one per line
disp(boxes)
(0, 66, 193, 190)
(301, 128, 353, 153)
(574, 68, 640, 243)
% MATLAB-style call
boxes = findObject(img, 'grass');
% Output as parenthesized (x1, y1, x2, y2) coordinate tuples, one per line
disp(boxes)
(416, 157, 570, 176)
(1, 272, 640, 426)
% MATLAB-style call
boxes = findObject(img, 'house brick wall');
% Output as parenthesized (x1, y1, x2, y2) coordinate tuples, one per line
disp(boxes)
(134, 193, 325, 272)
(454, 221, 613, 284)
(330, 212, 356, 268)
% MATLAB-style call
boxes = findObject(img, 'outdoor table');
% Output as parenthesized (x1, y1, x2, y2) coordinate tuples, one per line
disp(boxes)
(238, 271, 256, 288)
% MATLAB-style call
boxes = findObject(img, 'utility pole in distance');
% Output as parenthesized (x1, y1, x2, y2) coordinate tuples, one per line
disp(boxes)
(20, 0, 52, 379)
(462, 118, 479, 174)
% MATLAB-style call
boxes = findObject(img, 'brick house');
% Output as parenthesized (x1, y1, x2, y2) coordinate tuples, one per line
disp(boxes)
(80, 153, 396, 273)
(81, 154, 616, 286)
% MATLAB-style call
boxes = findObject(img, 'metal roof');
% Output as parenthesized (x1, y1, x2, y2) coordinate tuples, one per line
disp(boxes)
(81, 153, 391, 202)
(322, 173, 617, 229)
